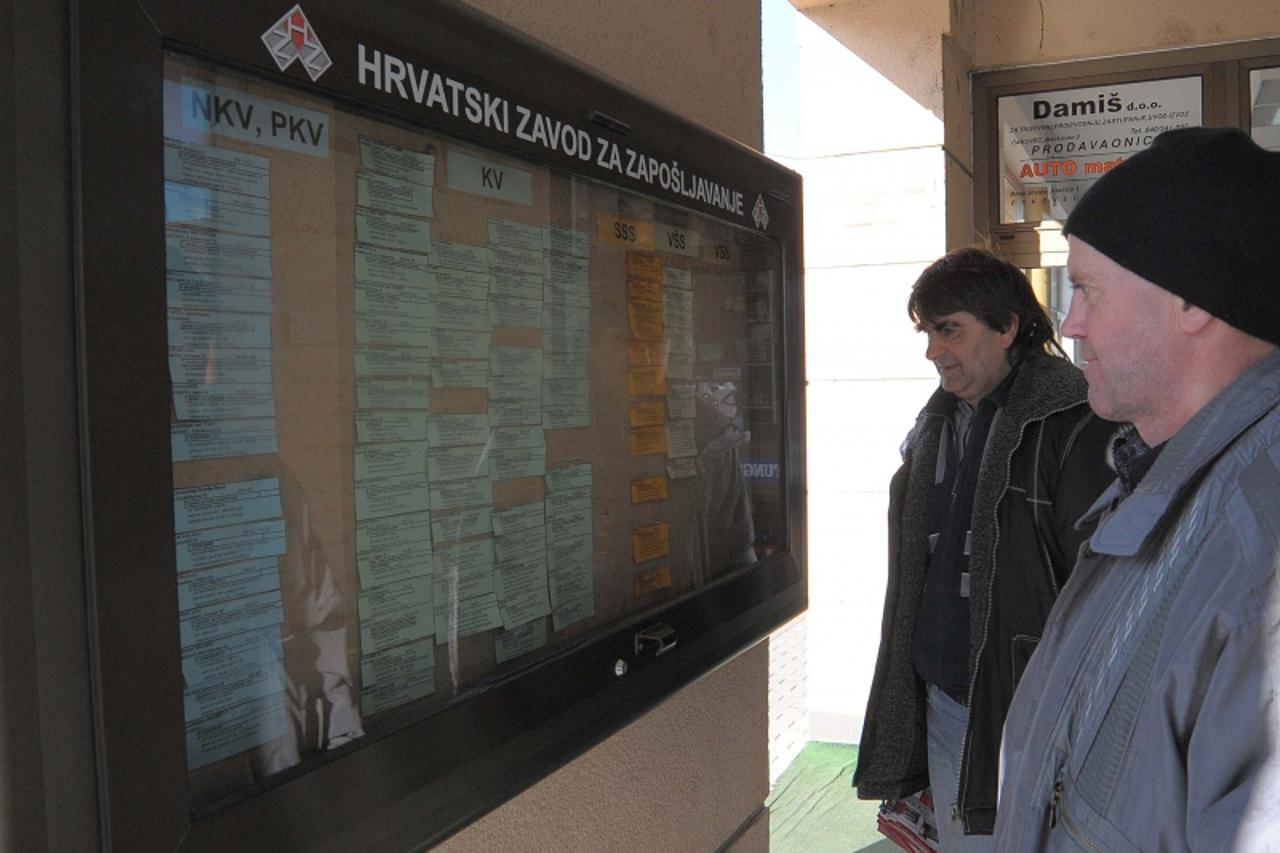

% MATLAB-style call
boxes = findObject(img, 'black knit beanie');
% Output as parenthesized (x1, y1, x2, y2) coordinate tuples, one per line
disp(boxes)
(1063, 126, 1280, 345)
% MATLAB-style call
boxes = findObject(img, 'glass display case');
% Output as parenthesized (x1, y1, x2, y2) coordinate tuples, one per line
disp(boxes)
(75, 1, 804, 847)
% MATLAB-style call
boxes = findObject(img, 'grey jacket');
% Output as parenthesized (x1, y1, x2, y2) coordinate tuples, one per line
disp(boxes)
(994, 350, 1280, 852)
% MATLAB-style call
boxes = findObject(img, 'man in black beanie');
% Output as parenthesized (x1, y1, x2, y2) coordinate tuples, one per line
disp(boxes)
(994, 126, 1280, 851)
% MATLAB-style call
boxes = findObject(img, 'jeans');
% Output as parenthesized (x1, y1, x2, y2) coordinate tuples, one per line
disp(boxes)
(926, 684, 994, 852)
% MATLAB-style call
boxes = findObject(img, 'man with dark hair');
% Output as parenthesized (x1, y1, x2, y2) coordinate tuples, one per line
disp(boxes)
(994, 128, 1280, 851)
(854, 248, 1115, 849)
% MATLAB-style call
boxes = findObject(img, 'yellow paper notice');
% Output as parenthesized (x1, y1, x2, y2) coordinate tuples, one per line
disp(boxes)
(629, 425, 668, 456)
(632, 522, 671, 563)
(630, 475, 669, 504)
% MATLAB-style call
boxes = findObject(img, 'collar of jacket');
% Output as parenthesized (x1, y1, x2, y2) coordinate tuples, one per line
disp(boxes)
(1082, 349, 1280, 557)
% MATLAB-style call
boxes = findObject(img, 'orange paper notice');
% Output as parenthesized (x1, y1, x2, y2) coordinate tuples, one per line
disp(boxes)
(632, 522, 671, 563)
(628, 340, 667, 366)
(633, 566, 673, 598)
(629, 425, 668, 457)
(630, 475, 669, 504)
(627, 301, 664, 341)
(629, 401, 666, 427)
(628, 365, 667, 396)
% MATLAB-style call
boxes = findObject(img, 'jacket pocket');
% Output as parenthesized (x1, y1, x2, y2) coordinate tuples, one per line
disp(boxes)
(1011, 634, 1039, 690)
(1047, 774, 1142, 853)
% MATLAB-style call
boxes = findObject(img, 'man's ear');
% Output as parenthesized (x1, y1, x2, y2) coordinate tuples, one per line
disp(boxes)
(999, 313, 1020, 350)
(1178, 300, 1213, 335)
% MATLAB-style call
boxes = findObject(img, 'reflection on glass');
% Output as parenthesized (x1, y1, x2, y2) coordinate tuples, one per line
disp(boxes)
(1251, 67, 1280, 152)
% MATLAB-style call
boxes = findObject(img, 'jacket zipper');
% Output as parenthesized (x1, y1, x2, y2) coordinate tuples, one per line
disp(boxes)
(955, 398, 1081, 828)
(1051, 781, 1105, 853)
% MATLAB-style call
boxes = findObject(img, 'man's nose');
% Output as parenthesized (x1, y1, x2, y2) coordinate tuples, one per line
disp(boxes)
(1060, 300, 1084, 339)
(924, 333, 943, 361)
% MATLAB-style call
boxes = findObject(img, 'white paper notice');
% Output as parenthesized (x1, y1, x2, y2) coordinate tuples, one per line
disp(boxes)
(359, 137, 435, 185)
(185, 692, 289, 769)
(173, 477, 281, 533)
(433, 538, 496, 600)
(164, 138, 270, 197)
(356, 511, 433, 588)
(495, 555, 551, 629)
(494, 618, 547, 664)
(179, 588, 284, 648)
(358, 171, 433, 217)
(358, 576, 435, 654)
(167, 271, 272, 315)
(183, 634, 284, 721)
(435, 592, 502, 640)
(165, 181, 271, 237)
(174, 519, 287, 573)
(172, 418, 278, 461)
(177, 557, 281, 612)
(361, 637, 436, 715)
(166, 226, 272, 279)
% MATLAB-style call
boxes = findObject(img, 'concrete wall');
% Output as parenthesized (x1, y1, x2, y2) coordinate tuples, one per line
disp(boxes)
(438, 3, 769, 851)
(973, 0, 1280, 67)
(467, 0, 763, 149)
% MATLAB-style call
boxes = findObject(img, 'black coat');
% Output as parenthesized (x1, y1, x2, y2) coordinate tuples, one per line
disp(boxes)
(852, 351, 1116, 834)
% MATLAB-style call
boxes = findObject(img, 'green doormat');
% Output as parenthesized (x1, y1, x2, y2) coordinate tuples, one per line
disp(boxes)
(765, 742, 896, 853)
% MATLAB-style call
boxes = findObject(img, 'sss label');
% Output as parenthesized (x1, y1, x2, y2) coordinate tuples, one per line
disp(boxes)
(596, 213, 655, 249)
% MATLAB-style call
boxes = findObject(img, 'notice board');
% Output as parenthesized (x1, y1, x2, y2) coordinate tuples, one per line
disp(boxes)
(160, 53, 788, 806)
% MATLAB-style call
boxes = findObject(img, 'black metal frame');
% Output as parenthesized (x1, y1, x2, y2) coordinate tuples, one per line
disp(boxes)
(72, 0, 805, 849)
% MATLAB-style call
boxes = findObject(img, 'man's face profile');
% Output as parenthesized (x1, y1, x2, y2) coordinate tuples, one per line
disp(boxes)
(1062, 236, 1181, 433)
(919, 310, 1016, 405)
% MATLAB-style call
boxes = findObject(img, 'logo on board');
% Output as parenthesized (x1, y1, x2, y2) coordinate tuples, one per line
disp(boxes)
(752, 194, 770, 230)
(262, 5, 332, 82)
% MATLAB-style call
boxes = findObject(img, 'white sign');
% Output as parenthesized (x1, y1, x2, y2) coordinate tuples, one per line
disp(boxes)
(1250, 67, 1280, 152)
(179, 79, 330, 158)
(997, 77, 1201, 224)
(657, 224, 699, 257)
(446, 149, 532, 206)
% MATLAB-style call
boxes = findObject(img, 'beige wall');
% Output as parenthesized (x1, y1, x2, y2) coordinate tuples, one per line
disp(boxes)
(467, 0, 764, 149)
(438, 2, 769, 851)
(795, 0, 949, 120)
(438, 646, 769, 852)
(973, 0, 1280, 68)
